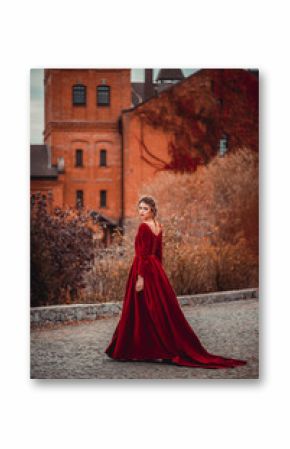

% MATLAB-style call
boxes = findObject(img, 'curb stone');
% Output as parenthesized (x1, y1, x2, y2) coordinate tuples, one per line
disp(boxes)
(31, 288, 258, 328)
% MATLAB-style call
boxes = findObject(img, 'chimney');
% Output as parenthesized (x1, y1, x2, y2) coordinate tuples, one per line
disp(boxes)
(144, 69, 154, 101)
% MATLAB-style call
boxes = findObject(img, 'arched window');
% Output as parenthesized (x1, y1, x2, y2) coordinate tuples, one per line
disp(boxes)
(100, 149, 107, 167)
(97, 85, 110, 106)
(75, 149, 83, 167)
(72, 84, 86, 105)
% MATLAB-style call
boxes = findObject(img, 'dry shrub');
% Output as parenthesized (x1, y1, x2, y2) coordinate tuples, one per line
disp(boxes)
(165, 238, 218, 295)
(216, 238, 259, 291)
(203, 147, 259, 254)
(31, 201, 96, 306)
(141, 147, 258, 294)
(83, 255, 131, 303)
(82, 227, 135, 303)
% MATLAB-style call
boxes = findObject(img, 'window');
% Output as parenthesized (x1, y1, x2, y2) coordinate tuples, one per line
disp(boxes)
(97, 85, 110, 106)
(76, 190, 84, 208)
(57, 156, 65, 172)
(72, 84, 86, 105)
(100, 149, 107, 167)
(75, 149, 83, 167)
(100, 190, 107, 208)
(219, 135, 228, 156)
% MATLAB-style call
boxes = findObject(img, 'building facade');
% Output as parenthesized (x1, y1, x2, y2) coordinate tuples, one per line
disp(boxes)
(31, 68, 258, 242)
(43, 69, 131, 225)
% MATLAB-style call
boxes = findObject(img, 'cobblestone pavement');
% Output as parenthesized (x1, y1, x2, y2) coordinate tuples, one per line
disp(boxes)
(30, 299, 258, 379)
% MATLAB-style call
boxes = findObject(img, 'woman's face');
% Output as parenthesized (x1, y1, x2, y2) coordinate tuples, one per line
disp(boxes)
(138, 201, 153, 221)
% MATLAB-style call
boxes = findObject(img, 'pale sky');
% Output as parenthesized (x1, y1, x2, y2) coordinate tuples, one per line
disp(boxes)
(30, 68, 198, 144)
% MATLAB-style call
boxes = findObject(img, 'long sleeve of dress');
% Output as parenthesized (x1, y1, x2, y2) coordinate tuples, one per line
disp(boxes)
(135, 225, 151, 278)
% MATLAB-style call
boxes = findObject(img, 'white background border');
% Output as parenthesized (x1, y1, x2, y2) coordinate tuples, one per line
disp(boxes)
(1, 0, 289, 448)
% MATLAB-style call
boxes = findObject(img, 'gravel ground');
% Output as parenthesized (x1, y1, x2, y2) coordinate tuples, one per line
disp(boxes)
(30, 298, 258, 379)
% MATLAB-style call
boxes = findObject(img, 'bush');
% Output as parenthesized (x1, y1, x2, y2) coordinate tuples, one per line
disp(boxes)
(82, 234, 134, 303)
(141, 147, 258, 294)
(30, 200, 97, 306)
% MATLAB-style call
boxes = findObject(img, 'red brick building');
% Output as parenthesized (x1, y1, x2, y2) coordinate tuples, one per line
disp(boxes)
(31, 68, 258, 243)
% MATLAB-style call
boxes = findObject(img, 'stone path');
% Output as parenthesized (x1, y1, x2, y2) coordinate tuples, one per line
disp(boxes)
(30, 299, 258, 379)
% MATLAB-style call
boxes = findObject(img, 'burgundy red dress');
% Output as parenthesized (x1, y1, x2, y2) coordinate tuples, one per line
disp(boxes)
(105, 222, 247, 369)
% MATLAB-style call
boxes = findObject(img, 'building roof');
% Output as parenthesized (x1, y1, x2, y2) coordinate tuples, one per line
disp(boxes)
(30, 144, 58, 178)
(126, 68, 258, 112)
(156, 69, 185, 81)
(90, 211, 118, 227)
(131, 69, 186, 105)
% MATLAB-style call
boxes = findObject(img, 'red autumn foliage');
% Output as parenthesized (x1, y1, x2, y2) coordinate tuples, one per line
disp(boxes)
(135, 69, 258, 173)
(31, 199, 98, 306)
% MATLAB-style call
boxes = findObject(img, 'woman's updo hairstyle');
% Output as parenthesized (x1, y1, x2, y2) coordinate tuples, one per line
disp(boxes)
(138, 195, 158, 219)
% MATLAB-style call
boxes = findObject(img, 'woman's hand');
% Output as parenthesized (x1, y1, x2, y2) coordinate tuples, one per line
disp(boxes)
(135, 275, 144, 292)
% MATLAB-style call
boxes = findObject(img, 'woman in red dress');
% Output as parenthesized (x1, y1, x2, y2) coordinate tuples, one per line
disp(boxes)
(105, 196, 247, 369)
